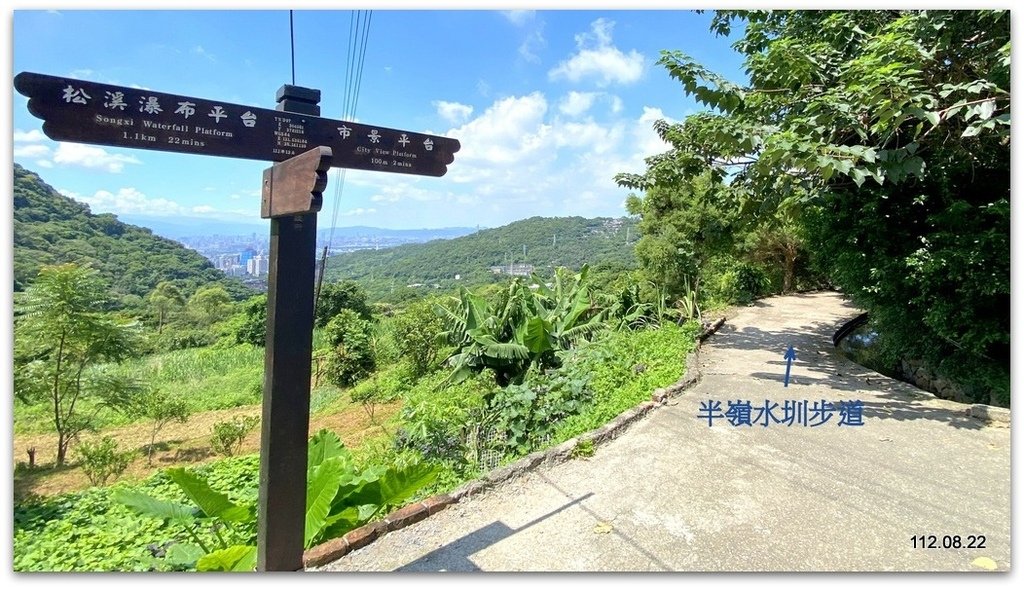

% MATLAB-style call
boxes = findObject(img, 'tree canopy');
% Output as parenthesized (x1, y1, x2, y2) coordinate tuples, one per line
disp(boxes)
(618, 10, 1009, 404)
(13, 163, 254, 303)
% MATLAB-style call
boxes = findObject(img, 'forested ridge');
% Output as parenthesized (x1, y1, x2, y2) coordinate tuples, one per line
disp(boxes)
(13, 163, 252, 302)
(324, 215, 638, 299)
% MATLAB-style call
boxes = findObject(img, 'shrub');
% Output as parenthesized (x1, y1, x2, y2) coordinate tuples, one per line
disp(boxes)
(391, 298, 446, 377)
(487, 370, 591, 455)
(323, 309, 376, 387)
(76, 436, 133, 486)
(210, 416, 259, 457)
(729, 262, 771, 305)
(394, 370, 493, 470)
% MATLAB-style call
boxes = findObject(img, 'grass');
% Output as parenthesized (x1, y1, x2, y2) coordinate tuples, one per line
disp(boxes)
(13, 344, 265, 435)
(13, 393, 403, 501)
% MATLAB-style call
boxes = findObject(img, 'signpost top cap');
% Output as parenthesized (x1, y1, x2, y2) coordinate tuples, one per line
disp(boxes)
(275, 85, 321, 105)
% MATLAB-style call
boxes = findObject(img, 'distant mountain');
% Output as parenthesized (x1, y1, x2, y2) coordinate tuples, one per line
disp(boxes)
(12, 164, 253, 301)
(324, 215, 638, 300)
(120, 214, 477, 244)
(118, 214, 267, 239)
(318, 226, 478, 242)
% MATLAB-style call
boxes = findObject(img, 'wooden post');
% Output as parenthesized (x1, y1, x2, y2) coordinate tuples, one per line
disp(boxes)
(13, 71, 459, 569)
(257, 212, 317, 571)
(256, 85, 330, 573)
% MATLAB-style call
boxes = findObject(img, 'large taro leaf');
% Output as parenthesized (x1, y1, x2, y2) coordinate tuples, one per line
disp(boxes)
(308, 429, 352, 470)
(164, 543, 206, 569)
(304, 458, 347, 548)
(316, 504, 378, 542)
(114, 489, 197, 525)
(334, 462, 439, 514)
(195, 545, 257, 572)
(166, 467, 251, 523)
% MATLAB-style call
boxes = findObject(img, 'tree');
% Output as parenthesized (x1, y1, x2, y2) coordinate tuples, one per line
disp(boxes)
(187, 285, 232, 326)
(315, 280, 372, 327)
(624, 172, 739, 299)
(617, 10, 1009, 403)
(148, 281, 185, 334)
(14, 264, 138, 465)
(323, 309, 376, 388)
(391, 297, 446, 377)
(438, 266, 606, 387)
(105, 385, 191, 466)
(230, 294, 268, 347)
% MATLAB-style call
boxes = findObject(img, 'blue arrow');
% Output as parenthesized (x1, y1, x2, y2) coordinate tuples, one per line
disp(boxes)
(783, 345, 796, 387)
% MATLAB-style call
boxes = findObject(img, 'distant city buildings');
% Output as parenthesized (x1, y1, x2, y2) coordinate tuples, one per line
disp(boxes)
(246, 254, 269, 277)
(215, 249, 268, 277)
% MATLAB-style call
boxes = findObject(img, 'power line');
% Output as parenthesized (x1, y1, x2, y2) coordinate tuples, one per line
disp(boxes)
(315, 10, 373, 310)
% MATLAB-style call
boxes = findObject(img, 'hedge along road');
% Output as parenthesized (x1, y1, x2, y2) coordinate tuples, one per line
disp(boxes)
(314, 291, 1010, 572)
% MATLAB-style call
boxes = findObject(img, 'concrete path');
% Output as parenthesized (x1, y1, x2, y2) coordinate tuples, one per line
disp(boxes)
(315, 292, 1010, 572)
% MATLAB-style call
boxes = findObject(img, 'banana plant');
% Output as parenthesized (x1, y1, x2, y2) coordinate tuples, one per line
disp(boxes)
(437, 265, 607, 387)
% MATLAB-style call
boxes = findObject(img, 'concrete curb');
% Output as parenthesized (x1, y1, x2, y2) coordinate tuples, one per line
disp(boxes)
(967, 404, 1011, 424)
(303, 316, 727, 569)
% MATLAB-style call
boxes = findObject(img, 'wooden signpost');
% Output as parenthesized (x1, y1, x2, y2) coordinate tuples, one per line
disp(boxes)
(15, 71, 460, 572)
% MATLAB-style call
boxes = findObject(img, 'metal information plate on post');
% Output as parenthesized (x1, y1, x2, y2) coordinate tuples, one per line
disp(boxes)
(15, 71, 460, 572)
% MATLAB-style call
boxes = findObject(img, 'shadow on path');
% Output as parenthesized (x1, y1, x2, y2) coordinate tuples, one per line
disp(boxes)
(395, 492, 596, 572)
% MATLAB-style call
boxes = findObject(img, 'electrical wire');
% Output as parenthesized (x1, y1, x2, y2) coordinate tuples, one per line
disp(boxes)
(315, 10, 372, 310)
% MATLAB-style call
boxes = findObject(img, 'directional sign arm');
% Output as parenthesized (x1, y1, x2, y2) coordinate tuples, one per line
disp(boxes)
(14, 71, 460, 177)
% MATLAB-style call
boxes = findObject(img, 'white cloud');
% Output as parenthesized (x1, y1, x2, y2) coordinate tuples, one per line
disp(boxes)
(60, 187, 186, 216)
(35, 160, 54, 169)
(518, 23, 546, 63)
(446, 92, 550, 166)
(433, 100, 474, 124)
(501, 10, 534, 26)
(635, 106, 677, 158)
(192, 205, 216, 214)
(67, 68, 95, 80)
(369, 182, 442, 204)
(192, 45, 216, 62)
(548, 18, 644, 87)
(476, 79, 491, 98)
(342, 207, 377, 216)
(608, 95, 624, 114)
(14, 129, 46, 143)
(52, 143, 141, 173)
(14, 144, 51, 158)
(558, 91, 598, 117)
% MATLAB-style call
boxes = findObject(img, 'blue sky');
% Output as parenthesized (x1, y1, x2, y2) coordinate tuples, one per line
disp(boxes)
(12, 9, 747, 230)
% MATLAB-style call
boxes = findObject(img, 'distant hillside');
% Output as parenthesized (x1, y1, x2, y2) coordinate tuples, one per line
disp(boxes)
(118, 214, 267, 239)
(324, 216, 638, 299)
(317, 225, 479, 242)
(119, 214, 477, 243)
(13, 164, 253, 302)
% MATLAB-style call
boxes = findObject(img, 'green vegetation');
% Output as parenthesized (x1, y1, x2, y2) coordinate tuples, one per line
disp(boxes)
(13, 163, 252, 302)
(617, 10, 1009, 404)
(14, 343, 262, 437)
(76, 436, 133, 486)
(15, 10, 1007, 571)
(14, 431, 439, 572)
(209, 416, 260, 457)
(14, 264, 140, 464)
(324, 216, 638, 302)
